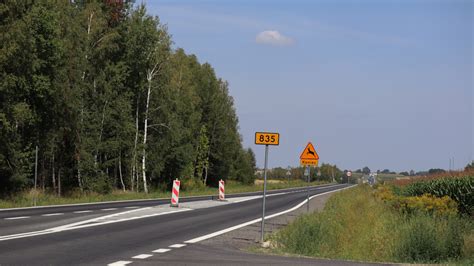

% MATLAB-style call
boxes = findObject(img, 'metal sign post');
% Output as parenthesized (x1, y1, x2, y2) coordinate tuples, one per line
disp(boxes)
(261, 144, 269, 243)
(300, 142, 319, 213)
(304, 165, 310, 212)
(255, 132, 279, 244)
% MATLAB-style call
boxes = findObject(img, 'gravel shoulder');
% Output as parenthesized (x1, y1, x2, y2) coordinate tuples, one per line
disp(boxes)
(198, 191, 392, 265)
(200, 191, 334, 250)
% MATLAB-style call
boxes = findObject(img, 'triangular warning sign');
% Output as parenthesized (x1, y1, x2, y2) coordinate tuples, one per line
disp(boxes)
(300, 142, 319, 160)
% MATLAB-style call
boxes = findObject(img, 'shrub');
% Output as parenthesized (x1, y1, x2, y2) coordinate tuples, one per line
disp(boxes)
(374, 185, 458, 217)
(398, 194, 458, 217)
(401, 176, 473, 216)
(181, 177, 206, 191)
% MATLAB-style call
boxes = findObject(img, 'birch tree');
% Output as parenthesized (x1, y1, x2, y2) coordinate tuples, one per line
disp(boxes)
(125, 6, 171, 193)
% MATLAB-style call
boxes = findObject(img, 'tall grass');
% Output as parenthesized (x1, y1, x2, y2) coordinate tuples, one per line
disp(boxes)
(272, 185, 473, 263)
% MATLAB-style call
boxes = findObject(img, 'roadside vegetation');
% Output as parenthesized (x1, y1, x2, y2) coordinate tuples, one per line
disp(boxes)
(0, 1, 259, 197)
(0, 179, 328, 208)
(270, 170, 473, 264)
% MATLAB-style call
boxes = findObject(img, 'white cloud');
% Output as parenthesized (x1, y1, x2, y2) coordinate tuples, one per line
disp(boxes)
(256, 30, 295, 46)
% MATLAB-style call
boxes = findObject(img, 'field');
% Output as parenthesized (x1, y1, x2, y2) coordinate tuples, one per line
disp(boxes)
(0, 179, 328, 209)
(270, 181, 473, 264)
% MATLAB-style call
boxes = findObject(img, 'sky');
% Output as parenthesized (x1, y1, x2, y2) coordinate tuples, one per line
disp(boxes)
(146, 0, 473, 172)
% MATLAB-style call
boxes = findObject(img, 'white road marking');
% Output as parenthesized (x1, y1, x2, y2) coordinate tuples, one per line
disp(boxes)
(132, 254, 152, 259)
(0, 184, 346, 242)
(124, 206, 139, 209)
(184, 185, 355, 244)
(0, 208, 191, 241)
(73, 210, 92, 213)
(5, 216, 30, 220)
(108, 261, 133, 266)
(42, 213, 64, 217)
(169, 244, 186, 248)
(152, 248, 170, 253)
(101, 208, 118, 211)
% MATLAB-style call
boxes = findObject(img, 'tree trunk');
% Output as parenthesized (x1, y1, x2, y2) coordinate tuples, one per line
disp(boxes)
(131, 96, 139, 192)
(51, 152, 56, 190)
(119, 153, 125, 192)
(141, 80, 151, 194)
(41, 157, 45, 191)
(58, 168, 61, 197)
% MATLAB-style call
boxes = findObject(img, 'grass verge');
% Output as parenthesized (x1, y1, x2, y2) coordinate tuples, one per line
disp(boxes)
(0, 179, 328, 209)
(269, 185, 473, 264)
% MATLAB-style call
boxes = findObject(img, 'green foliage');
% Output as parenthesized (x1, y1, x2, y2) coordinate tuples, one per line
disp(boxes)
(401, 176, 474, 216)
(374, 186, 458, 217)
(362, 166, 371, 174)
(396, 214, 468, 263)
(273, 185, 473, 264)
(0, 1, 253, 197)
(428, 168, 446, 174)
(465, 161, 474, 172)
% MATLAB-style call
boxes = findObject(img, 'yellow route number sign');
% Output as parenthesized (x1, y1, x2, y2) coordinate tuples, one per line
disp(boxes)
(255, 132, 279, 146)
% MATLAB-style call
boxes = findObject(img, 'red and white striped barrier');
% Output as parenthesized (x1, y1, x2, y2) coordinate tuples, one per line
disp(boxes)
(218, 179, 225, 201)
(170, 179, 180, 207)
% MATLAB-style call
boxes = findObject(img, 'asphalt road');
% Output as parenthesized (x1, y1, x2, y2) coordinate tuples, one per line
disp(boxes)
(0, 183, 352, 265)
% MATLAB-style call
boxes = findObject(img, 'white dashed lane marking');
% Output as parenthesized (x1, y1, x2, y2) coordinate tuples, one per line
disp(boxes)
(152, 248, 170, 253)
(107, 261, 132, 266)
(132, 254, 153, 259)
(42, 213, 64, 217)
(101, 208, 118, 211)
(124, 206, 139, 209)
(169, 244, 186, 248)
(73, 210, 93, 214)
(4, 216, 30, 220)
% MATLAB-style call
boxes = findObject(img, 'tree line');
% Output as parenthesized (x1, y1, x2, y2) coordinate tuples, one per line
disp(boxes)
(257, 164, 345, 183)
(0, 1, 256, 196)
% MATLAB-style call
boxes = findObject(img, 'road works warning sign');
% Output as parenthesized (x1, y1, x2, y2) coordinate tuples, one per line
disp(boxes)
(300, 142, 319, 166)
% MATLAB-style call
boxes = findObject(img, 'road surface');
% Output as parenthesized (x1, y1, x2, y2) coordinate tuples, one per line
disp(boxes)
(0, 183, 358, 265)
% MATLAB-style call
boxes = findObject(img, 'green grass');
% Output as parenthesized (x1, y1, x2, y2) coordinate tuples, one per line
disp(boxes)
(0, 179, 328, 209)
(270, 185, 473, 264)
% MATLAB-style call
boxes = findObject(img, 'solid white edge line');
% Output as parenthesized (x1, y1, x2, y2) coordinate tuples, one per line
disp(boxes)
(132, 254, 153, 259)
(107, 261, 133, 266)
(152, 248, 171, 253)
(4, 216, 30, 220)
(184, 185, 356, 244)
(0, 183, 338, 211)
(169, 244, 186, 248)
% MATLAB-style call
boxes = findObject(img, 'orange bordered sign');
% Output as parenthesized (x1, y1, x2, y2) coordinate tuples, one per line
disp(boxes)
(255, 132, 279, 146)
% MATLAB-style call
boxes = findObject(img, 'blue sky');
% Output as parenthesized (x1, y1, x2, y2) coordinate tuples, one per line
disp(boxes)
(146, 0, 473, 172)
